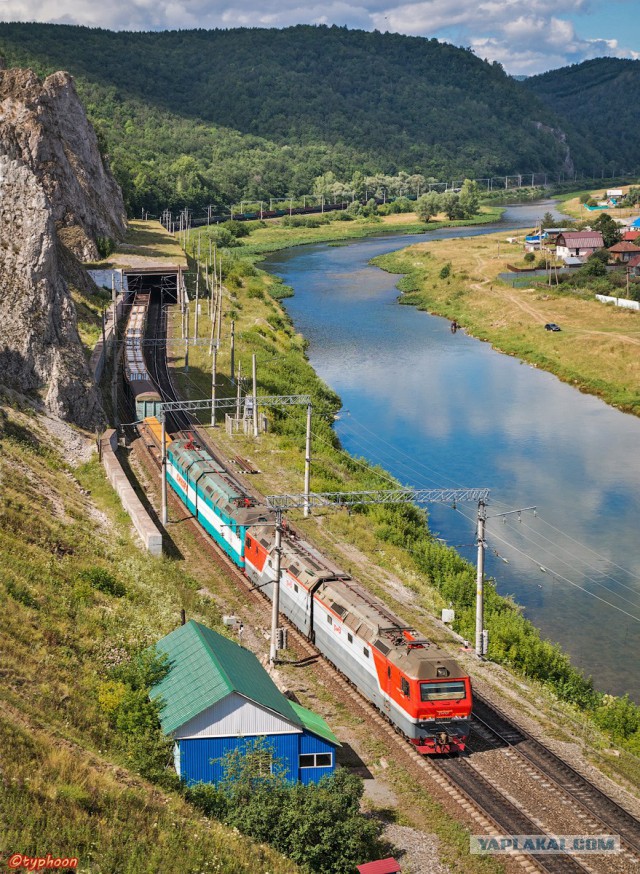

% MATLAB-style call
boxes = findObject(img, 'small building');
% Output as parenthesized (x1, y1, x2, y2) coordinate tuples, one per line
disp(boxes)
(628, 254, 640, 277)
(608, 241, 640, 263)
(149, 620, 339, 786)
(555, 231, 604, 262)
(622, 230, 640, 242)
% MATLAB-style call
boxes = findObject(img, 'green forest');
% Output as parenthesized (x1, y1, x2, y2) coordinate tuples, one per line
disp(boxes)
(0, 23, 606, 216)
(525, 57, 640, 174)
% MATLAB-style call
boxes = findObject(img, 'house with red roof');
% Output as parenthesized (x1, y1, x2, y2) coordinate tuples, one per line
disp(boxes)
(555, 231, 604, 263)
(622, 230, 640, 242)
(608, 241, 640, 263)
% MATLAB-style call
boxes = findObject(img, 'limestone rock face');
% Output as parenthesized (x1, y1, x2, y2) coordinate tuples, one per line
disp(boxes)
(0, 69, 126, 429)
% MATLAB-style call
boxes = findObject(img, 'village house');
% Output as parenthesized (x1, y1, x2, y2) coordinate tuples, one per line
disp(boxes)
(608, 241, 640, 263)
(149, 620, 340, 786)
(555, 231, 605, 262)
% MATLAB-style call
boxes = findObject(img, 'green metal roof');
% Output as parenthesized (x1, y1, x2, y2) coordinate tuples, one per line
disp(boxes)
(149, 621, 300, 735)
(289, 702, 340, 747)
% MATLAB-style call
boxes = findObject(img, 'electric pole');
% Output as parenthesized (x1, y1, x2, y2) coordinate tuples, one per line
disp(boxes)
(269, 510, 283, 664)
(475, 501, 486, 658)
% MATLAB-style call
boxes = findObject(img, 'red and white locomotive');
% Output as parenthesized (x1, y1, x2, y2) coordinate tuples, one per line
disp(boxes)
(245, 524, 472, 753)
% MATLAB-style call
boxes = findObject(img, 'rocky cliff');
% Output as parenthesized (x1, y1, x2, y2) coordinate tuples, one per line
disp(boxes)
(0, 68, 126, 429)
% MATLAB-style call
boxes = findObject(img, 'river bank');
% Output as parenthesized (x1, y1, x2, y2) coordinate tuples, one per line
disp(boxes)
(177, 207, 640, 791)
(239, 206, 504, 259)
(372, 231, 640, 416)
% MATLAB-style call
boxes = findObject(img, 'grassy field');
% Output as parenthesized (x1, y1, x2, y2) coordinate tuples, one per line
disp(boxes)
(559, 184, 640, 222)
(373, 231, 640, 415)
(90, 219, 188, 270)
(229, 207, 504, 259)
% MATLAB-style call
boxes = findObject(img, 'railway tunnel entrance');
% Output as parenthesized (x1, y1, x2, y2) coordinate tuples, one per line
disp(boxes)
(124, 266, 181, 304)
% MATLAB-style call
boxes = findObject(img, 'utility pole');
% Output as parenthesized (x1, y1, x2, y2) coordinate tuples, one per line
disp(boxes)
(252, 353, 259, 437)
(184, 302, 189, 372)
(211, 345, 217, 427)
(194, 269, 199, 341)
(475, 503, 537, 658)
(269, 510, 283, 664)
(230, 319, 235, 384)
(475, 501, 486, 658)
(161, 417, 168, 525)
(303, 402, 312, 517)
(236, 360, 242, 420)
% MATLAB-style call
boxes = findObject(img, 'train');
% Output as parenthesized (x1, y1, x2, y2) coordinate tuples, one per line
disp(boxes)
(165, 433, 472, 754)
(123, 295, 472, 753)
(123, 293, 163, 420)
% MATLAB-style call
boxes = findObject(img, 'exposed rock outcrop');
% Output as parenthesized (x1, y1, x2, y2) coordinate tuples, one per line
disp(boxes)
(0, 68, 126, 429)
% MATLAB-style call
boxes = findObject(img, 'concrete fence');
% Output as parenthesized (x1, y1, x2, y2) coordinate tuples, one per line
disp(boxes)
(99, 429, 163, 557)
(595, 294, 640, 311)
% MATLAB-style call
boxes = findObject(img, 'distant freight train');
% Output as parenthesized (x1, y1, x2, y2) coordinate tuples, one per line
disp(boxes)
(124, 293, 472, 753)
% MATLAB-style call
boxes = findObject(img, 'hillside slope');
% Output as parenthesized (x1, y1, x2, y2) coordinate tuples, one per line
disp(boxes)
(0, 23, 600, 214)
(0, 404, 301, 873)
(525, 58, 640, 173)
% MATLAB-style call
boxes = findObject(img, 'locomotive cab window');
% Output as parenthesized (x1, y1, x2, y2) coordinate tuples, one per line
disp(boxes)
(401, 677, 410, 697)
(420, 680, 466, 702)
(363, 647, 369, 658)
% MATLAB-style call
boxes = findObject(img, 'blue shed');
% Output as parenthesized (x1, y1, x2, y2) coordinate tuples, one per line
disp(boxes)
(149, 620, 339, 786)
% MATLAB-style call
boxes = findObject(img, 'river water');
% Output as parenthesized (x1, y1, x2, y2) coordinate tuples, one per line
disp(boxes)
(264, 202, 640, 699)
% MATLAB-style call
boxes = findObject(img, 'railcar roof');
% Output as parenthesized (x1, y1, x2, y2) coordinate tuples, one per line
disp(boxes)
(317, 577, 465, 680)
(171, 439, 273, 526)
(250, 525, 350, 587)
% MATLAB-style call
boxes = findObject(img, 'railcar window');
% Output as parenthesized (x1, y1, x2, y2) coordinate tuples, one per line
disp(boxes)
(363, 647, 369, 658)
(327, 613, 332, 624)
(347, 633, 353, 643)
(294, 584, 299, 593)
(420, 681, 466, 701)
(401, 677, 410, 697)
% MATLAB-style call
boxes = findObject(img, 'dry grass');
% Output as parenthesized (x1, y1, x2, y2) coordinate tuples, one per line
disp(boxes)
(376, 232, 640, 414)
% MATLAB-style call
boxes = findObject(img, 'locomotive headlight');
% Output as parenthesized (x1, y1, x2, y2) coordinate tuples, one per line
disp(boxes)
(436, 666, 449, 678)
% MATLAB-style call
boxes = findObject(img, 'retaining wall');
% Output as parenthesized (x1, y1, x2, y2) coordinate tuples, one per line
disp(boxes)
(90, 295, 127, 382)
(100, 429, 163, 557)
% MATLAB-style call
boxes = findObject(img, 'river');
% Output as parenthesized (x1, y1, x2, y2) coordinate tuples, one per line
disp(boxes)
(263, 202, 640, 699)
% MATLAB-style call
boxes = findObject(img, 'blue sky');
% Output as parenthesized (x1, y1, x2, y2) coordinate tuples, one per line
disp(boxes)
(0, 0, 638, 74)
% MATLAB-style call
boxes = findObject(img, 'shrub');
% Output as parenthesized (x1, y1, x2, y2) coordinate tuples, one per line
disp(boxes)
(524, 252, 535, 263)
(79, 567, 126, 597)
(439, 262, 451, 279)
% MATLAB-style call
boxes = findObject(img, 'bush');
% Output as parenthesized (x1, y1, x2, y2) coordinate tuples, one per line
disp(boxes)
(78, 567, 126, 597)
(188, 740, 381, 874)
(439, 262, 451, 279)
(524, 252, 535, 263)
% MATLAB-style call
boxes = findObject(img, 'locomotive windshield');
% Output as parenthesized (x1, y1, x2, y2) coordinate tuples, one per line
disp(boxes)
(420, 680, 466, 702)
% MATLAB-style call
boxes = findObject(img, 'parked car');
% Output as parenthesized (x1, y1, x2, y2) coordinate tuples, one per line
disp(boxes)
(544, 323, 561, 332)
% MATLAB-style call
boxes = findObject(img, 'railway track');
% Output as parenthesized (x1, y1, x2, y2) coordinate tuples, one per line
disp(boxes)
(469, 697, 640, 860)
(129, 295, 640, 873)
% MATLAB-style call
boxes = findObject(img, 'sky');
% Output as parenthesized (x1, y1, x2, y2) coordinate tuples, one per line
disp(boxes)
(1, 0, 638, 75)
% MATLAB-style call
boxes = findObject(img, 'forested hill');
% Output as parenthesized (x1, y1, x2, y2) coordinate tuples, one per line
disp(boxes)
(0, 23, 600, 214)
(524, 58, 640, 173)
